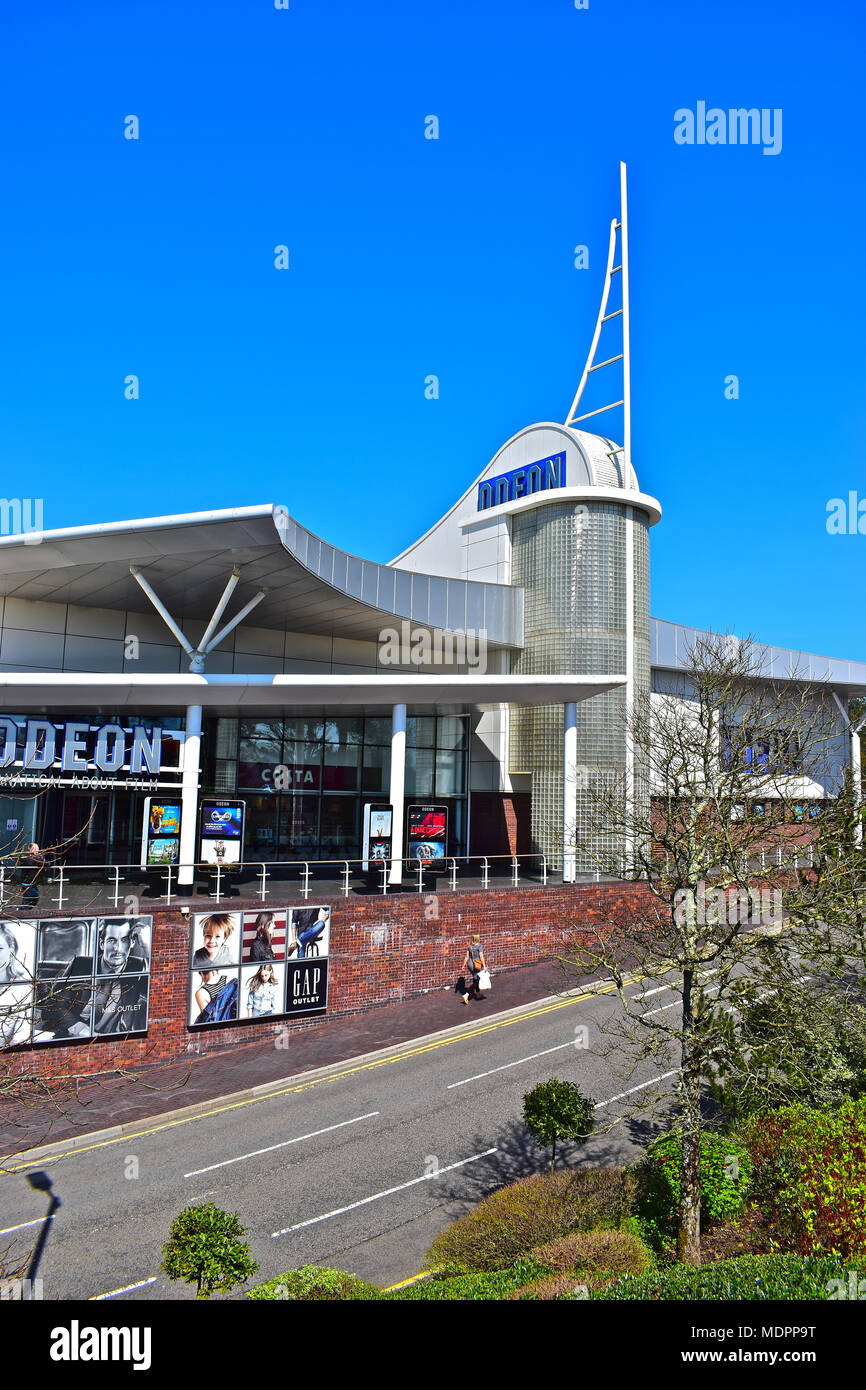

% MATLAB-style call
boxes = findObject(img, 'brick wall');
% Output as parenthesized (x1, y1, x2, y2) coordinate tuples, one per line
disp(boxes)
(6, 881, 653, 1080)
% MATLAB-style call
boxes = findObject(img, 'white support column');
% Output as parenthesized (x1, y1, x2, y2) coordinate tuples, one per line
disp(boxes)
(624, 504, 635, 871)
(832, 691, 865, 849)
(388, 703, 407, 885)
(178, 703, 202, 888)
(852, 727, 863, 849)
(620, 160, 632, 482)
(563, 700, 577, 883)
(620, 162, 635, 873)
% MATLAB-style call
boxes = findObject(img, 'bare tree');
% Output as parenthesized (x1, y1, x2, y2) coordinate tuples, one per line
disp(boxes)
(559, 631, 841, 1264)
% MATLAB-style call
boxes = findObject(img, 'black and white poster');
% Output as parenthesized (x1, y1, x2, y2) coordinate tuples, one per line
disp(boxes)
(25, 916, 152, 1043)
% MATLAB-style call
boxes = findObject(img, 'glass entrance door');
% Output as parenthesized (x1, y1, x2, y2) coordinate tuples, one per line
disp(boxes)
(61, 793, 110, 864)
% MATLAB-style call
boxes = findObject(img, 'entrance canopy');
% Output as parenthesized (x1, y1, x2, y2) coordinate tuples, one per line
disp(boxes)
(0, 672, 625, 711)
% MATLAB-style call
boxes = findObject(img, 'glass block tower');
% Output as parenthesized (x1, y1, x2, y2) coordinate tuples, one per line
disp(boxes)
(508, 453, 653, 869)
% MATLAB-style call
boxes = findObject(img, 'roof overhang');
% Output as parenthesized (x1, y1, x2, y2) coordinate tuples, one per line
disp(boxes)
(0, 672, 625, 711)
(0, 506, 524, 649)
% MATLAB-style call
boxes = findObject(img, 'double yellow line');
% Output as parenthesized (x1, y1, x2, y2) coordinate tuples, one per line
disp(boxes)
(1, 978, 630, 1175)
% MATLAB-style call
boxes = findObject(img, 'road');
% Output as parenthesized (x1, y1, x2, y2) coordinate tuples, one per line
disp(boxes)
(0, 975, 685, 1300)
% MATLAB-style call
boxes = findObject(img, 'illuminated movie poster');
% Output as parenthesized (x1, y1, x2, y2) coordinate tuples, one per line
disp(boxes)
(407, 805, 448, 863)
(188, 906, 330, 1027)
(141, 798, 182, 868)
(29, 917, 152, 1043)
(199, 800, 245, 867)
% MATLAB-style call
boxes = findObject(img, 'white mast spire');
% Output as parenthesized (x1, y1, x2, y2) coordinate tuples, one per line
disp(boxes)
(564, 161, 633, 490)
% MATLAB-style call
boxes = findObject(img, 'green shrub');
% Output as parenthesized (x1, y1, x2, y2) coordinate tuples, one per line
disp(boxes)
(161, 1203, 258, 1299)
(386, 1259, 546, 1301)
(425, 1168, 638, 1276)
(522, 1078, 596, 1170)
(743, 1099, 866, 1259)
(516, 1227, 653, 1300)
(632, 1129, 752, 1249)
(247, 1266, 379, 1300)
(590, 1253, 846, 1300)
(532, 1227, 653, 1280)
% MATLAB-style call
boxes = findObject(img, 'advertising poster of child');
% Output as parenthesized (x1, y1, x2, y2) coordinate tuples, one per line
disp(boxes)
(190, 911, 241, 969)
(189, 968, 239, 1027)
(240, 962, 284, 1020)
(241, 910, 288, 963)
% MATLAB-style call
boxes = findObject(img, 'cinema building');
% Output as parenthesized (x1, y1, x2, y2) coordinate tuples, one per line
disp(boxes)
(2, 166, 864, 1071)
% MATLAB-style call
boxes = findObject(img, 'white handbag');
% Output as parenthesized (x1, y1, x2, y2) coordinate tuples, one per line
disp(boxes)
(478, 969, 492, 991)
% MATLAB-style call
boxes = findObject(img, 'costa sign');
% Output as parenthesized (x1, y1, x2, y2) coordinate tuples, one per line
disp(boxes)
(0, 718, 167, 776)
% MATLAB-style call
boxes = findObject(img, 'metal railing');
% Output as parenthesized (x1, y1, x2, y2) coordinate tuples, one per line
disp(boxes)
(0, 851, 608, 913)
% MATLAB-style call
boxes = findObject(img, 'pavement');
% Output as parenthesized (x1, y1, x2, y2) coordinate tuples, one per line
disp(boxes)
(0, 957, 577, 1160)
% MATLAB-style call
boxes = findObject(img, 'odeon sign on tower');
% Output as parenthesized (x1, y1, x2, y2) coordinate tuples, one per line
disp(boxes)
(0, 164, 858, 887)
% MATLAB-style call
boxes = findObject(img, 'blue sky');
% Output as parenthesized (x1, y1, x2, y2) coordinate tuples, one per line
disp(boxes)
(0, 0, 863, 659)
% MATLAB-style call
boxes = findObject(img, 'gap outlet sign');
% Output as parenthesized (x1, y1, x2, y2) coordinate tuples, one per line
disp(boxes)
(477, 451, 566, 510)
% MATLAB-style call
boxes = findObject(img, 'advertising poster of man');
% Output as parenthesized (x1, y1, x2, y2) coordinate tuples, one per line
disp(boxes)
(240, 962, 284, 1020)
(290, 905, 331, 959)
(190, 912, 241, 969)
(0, 919, 36, 1045)
(91, 917, 152, 1037)
(30, 916, 153, 1042)
(36, 919, 95, 978)
(284, 906, 330, 1016)
(32, 918, 95, 1040)
(189, 967, 238, 1027)
(241, 910, 288, 963)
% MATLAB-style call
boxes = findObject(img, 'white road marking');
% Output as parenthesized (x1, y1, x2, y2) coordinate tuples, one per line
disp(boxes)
(184, 1111, 380, 1177)
(447, 1041, 576, 1089)
(0, 1215, 54, 1235)
(642, 1001, 680, 1017)
(90, 1277, 157, 1300)
(272, 1147, 499, 1237)
(594, 1069, 680, 1108)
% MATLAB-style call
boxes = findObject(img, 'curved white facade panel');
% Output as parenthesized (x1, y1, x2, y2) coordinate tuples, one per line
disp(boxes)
(392, 422, 659, 589)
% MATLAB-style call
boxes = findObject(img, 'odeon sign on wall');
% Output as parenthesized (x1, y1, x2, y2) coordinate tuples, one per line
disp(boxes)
(477, 450, 566, 510)
(0, 717, 182, 789)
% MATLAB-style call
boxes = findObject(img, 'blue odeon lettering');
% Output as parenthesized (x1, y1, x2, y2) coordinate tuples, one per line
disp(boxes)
(477, 451, 566, 511)
(0, 717, 163, 775)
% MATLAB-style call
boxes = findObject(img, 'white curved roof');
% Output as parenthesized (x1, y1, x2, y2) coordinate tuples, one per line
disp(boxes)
(392, 422, 650, 575)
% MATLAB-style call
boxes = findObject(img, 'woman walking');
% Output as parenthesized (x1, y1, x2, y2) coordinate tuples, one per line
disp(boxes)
(461, 933, 486, 1005)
